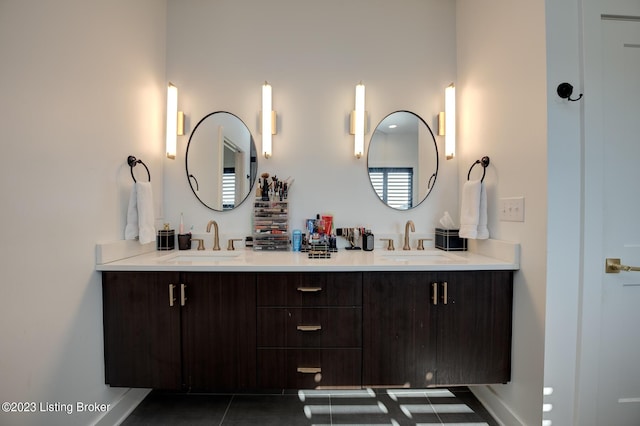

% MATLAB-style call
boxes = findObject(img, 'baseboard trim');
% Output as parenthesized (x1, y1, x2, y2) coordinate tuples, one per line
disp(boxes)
(92, 388, 151, 426)
(470, 385, 525, 426)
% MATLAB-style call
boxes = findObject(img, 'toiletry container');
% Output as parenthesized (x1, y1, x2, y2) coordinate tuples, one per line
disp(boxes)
(157, 224, 175, 250)
(363, 230, 374, 251)
(177, 234, 191, 250)
(292, 230, 302, 252)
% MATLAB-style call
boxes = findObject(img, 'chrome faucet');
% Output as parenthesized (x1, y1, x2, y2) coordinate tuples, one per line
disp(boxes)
(403, 220, 415, 250)
(206, 220, 221, 250)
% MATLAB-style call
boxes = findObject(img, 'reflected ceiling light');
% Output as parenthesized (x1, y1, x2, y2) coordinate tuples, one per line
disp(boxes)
(350, 82, 366, 159)
(388, 124, 398, 129)
(166, 82, 181, 159)
(444, 83, 456, 160)
(261, 81, 277, 158)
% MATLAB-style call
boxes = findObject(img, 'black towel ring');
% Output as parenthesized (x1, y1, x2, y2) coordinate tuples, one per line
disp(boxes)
(127, 155, 151, 182)
(467, 156, 490, 182)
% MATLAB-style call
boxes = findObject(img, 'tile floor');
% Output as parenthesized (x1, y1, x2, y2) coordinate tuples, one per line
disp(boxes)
(121, 387, 498, 425)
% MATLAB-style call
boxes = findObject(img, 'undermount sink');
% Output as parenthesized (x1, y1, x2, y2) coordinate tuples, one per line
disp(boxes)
(375, 250, 461, 263)
(162, 251, 242, 263)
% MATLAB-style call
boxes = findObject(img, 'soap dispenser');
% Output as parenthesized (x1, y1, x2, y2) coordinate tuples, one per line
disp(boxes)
(363, 229, 374, 251)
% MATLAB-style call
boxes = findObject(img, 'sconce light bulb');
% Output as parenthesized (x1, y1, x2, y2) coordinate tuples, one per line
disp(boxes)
(445, 83, 456, 160)
(166, 83, 178, 159)
(354, 83, 366, 159)
(262, 82, 273, 158)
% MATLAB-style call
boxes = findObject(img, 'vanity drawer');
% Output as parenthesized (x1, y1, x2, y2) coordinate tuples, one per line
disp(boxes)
(257, 307, 362, 348)
(257, 348, 362, 389)
(257, 272, 362, 307)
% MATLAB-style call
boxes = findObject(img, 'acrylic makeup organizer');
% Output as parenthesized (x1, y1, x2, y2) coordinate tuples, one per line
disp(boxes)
(253, 198, 290, 251)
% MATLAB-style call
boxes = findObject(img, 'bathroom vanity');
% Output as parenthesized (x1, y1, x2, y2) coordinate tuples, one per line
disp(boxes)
(97, 240, 518, 392)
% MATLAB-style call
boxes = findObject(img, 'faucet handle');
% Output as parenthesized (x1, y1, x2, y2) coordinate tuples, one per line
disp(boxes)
(227, 239, 242, 251)
(191, 238, 205, 251)
(381, 238, 395, 251)
(417, 238, 432, 250)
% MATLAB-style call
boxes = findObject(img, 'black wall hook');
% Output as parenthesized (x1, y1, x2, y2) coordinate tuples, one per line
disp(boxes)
(557, 82, 583, 102)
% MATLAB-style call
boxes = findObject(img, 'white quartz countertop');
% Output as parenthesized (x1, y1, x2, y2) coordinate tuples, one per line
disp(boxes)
(96, 239, 519, 272)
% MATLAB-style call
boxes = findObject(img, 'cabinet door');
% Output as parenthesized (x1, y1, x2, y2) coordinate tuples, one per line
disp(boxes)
(435, 271, 513, 385)
(102, 272, 181, 389)
(181, 272, 256, 391)
(363, 271, 437, 388)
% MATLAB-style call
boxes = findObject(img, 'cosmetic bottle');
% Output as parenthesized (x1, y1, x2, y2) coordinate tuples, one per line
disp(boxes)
(292, 230, 302, 252)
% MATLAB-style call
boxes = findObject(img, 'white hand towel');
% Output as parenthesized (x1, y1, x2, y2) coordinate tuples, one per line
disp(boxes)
(476, 183, 489, 239)
(124, 184, 138, 240)
(136, 181, 156, 244)
(459, 179, 481, 239)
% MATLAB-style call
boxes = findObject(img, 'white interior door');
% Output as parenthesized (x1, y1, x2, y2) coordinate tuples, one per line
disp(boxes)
(597, 17, 640, 426)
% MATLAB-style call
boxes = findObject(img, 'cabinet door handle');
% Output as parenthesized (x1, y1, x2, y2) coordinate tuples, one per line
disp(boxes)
(297, 325, 322, 332)
(432, 282, 438, 305)
(180, 284, 187, 306)
(169, 284, 176, 307)
(442, 281, 448, 305)
(297, 286, 322, 292)
(297, 367, 322, 374)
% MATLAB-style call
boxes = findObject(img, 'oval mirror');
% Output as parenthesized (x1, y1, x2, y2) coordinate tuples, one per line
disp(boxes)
(186, 112, 257, 211)
(367, 111, 439, 210)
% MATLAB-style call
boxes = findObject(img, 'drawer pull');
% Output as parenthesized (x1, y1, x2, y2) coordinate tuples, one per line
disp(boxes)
(297, 367, 322, 374)
(297, 286, 322, 292)
(297, 325, 322, 332)
(432, 282, 438, 305)
(442, 281, 448, 305)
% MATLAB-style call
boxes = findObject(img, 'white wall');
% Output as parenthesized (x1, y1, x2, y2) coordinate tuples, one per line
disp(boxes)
(456, 0, 548, 425)
(164, 0, 459, 243)
(0, 1, 166, 425)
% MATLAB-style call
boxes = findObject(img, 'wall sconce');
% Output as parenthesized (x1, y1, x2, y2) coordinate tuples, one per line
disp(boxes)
(438, 83, 456, 160)
(166, 82, 184, 160)
(261, 82, 277, 158)
(350, 82, 366, 159)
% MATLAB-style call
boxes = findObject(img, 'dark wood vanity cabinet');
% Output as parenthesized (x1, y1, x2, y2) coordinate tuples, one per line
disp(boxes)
(102, 271, 256, 391)
(102, 268, 512, 391)
(435, 270, 513, 385)
(256, 272, 362, 389)
(362, 271, 437, 388)
(180, 272, 256, 391)
(363, 270, 513, 387)
(102, 272, 182, 389)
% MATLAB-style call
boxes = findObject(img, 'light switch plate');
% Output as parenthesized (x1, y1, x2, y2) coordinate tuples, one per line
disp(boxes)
(499, 197, 525, 222)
